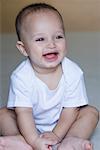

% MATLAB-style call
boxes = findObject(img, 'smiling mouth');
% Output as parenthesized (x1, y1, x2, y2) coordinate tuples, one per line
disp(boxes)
(43, 52, 59, 61)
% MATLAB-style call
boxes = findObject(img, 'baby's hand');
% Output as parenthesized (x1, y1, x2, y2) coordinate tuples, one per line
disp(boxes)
(40, 131, 60, 144)
(33, 136, 57, 150)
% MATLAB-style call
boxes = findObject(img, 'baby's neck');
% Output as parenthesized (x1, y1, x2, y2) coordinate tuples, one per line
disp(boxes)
(33, 64, 61, 75)
(34, 64, 62, 90)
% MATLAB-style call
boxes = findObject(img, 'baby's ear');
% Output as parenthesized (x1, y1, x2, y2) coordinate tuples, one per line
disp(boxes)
(16, 41, 28, 57)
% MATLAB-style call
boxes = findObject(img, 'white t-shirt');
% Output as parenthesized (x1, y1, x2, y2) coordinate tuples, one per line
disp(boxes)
(7, 57, 88, 132)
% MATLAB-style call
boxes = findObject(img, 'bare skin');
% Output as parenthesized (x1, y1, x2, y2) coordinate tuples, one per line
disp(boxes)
(0, 135, 32, 150)
(41, 132, 93, 150)
(0, 106, 99, 150)
(57, 137, 93, 150)
(0, 136, 92, 150)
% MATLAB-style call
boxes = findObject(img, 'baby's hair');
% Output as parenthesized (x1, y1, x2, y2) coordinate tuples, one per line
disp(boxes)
(15, 3, 64, 41)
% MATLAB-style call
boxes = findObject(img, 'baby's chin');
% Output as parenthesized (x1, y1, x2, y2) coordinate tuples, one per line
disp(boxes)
(44, 62, 61, 70)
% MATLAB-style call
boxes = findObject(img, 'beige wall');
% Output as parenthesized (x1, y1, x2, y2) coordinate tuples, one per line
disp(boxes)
(0, 32, 100, 109)
(1, 0, 100, 33)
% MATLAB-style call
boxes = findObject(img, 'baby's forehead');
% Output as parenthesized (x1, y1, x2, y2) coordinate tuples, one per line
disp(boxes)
(21, 9, 63, 28)
(22, 9, 61, 22)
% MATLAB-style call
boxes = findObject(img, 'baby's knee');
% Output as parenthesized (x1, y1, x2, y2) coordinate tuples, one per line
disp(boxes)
(85, 106, 99, 119)
(0, 107, 16, 121)
(79, 105, 99, 122)
(0, 108, 8, 118)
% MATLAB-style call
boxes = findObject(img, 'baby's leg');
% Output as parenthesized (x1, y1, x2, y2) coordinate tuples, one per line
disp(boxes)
(58, 105, 99, 150)
(0, 136, 32, 150)
(66, 106, 99, 139)
(0, 108, 19, 136)
(0, 107, 32, 150)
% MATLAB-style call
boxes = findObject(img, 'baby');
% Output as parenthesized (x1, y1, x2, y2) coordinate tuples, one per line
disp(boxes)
(0, 3, 99, 150)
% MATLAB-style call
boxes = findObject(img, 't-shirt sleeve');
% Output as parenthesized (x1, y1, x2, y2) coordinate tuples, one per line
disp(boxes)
(63, 72, 88, 107)
(7, 73, 33, 108)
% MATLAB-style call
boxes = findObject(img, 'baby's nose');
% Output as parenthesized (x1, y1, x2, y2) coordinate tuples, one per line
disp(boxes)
(47, 40, 56, 48)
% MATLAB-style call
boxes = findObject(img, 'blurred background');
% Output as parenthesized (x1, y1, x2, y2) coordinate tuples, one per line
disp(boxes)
(0, 0, 100, 149)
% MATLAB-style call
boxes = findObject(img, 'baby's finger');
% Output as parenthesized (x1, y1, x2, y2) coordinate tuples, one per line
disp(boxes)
(48, 145, 52, 150)
(45, 139, 57, 146)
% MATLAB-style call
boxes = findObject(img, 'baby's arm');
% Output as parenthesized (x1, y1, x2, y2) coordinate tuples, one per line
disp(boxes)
(52, 107, 79, 141)
(15, 107, 56, 150)
(41, 107, 79, 144)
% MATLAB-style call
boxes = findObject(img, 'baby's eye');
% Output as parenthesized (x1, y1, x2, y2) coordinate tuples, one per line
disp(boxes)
(56, 35, 64, 39)
(35, 38, 44, 41)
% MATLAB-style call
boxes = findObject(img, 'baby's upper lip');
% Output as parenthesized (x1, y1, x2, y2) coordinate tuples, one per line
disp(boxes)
(42, 50, 59, 56)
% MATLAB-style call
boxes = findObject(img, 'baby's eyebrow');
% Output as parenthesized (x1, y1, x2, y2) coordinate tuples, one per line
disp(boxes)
(30, 30, 64, 39)
(31, 33, 45, 38)
(56, 31, 64, 34)
(32, 32, 45, 36)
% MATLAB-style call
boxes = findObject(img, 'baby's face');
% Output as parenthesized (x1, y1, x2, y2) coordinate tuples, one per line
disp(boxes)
(20, 10, 67, 72)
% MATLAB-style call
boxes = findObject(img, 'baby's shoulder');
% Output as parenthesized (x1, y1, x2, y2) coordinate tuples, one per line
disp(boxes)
(11, 59, 35, 85)
(62, 57, 83, 83)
